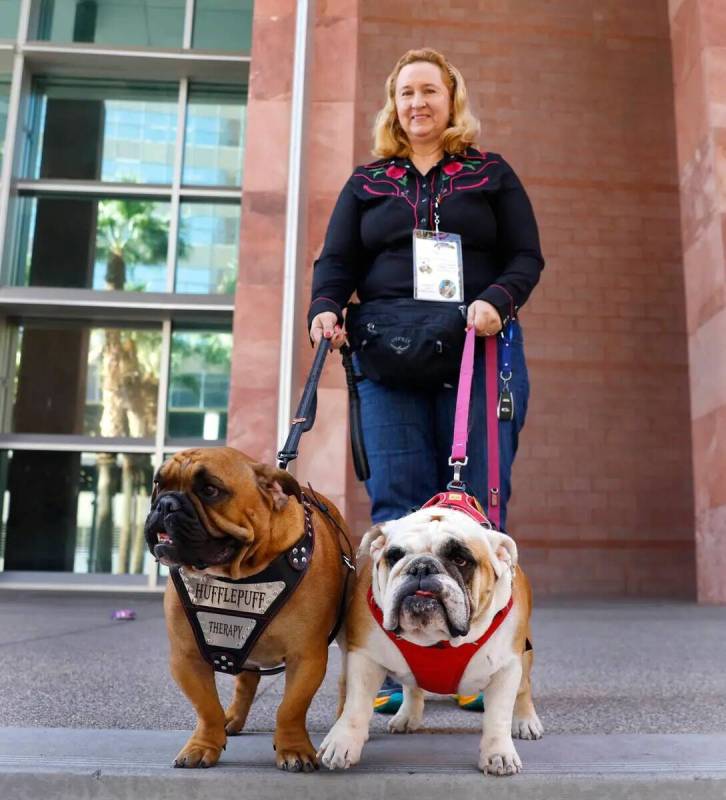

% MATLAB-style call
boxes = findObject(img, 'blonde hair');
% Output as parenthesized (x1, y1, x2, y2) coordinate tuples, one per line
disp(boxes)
(372, 48, 480, 158)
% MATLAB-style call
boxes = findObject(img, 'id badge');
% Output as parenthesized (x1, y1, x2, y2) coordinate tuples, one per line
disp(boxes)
(412, 229, 464, 303)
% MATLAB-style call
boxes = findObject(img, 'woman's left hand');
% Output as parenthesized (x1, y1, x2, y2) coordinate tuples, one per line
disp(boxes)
(467, 299, 503, 337)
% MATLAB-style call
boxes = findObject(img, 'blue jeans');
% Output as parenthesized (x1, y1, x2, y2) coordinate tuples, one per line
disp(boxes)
(357, 322, 529, 531)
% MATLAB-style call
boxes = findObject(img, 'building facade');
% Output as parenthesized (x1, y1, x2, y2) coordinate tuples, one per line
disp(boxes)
(0, 0, 723, 602)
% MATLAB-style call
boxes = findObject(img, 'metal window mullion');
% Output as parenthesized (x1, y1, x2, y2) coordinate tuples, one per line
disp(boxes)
(183, 0, 195, 49)
(0, 49, 27, 283)
(179, 186, 241, 201)
(16, 0, 32, 44)
(154, 319, 173, 459)
(0, 439, 157, 453)
(150, 318, 173, 587)
(15, 180, 174, 199)
(166, 78, 188, 294)
(0, 324, 18, 433)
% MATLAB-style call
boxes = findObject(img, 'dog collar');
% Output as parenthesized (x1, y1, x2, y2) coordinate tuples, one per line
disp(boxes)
(420, 491, 494, 529)
(367, 588, 513, 695)
(171, 493, 316, 676)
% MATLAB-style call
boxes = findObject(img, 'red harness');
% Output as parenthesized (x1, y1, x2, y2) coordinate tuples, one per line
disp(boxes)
(367, 588, 513, 694)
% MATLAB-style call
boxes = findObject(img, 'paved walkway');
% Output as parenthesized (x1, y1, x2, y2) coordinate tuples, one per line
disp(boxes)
(0, 590, 724, 798)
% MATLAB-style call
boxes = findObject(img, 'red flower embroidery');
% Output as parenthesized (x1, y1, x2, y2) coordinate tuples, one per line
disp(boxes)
(442, 161, 463, 176)
(386, 164, 406, 179)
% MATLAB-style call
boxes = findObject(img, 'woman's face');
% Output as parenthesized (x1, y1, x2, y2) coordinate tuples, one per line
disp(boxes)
(394, 61, 452, 148)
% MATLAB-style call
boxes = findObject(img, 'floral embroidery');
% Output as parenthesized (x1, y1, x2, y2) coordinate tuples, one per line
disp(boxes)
(386, 164, 406, 180)
(354, 150, 500, 225)
(365, 162, 408, 187)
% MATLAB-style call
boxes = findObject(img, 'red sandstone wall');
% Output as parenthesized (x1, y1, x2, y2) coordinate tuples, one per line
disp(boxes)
(670, 0, 726, 603)
(348, 1, 695, 597)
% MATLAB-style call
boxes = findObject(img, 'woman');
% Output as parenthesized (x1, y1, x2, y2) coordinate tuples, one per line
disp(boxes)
(308, 48, 544, 711)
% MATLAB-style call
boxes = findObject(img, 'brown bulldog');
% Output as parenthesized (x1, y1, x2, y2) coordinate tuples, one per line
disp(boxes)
(144, 447, 351, 771)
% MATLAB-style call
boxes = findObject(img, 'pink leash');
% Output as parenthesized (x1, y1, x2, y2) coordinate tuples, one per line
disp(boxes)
(449, 327, 501, 529)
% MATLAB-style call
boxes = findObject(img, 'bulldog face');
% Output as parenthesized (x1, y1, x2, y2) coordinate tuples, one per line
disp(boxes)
(144, 447, 300, 572)
(360, 507, 517, 646)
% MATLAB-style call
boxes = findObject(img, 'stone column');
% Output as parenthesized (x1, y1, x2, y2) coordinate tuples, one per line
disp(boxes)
(669, 0, 726, 602)
(227, 0, 295, 462)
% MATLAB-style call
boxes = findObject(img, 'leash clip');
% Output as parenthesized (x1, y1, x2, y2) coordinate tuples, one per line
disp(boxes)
(447, 456, 468, 490)
(342, 553, 355, 572)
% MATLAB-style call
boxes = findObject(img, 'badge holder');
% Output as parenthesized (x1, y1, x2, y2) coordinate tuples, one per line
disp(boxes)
(412, 195, 464, 303)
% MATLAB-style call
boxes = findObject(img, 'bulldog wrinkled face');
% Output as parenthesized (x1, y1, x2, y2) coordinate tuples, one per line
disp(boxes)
(362, 507, 517, 646)
(144, 454, 242, 569)
(143, 447, 301, 571)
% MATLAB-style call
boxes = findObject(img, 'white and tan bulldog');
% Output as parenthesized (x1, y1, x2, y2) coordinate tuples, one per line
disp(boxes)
(319, 505, 543, 776)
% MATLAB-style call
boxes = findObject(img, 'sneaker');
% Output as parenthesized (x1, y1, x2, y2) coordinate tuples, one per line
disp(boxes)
(455, 693, 485, 711)
(373, 688, 403, 714)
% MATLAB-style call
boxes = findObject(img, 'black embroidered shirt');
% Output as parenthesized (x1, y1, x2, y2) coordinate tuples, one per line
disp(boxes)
(308, 148, 545, 328)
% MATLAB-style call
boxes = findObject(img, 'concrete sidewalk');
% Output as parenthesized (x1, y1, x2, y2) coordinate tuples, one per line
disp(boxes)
(0, 590, 725, 798)
(2, 728, 726, 799)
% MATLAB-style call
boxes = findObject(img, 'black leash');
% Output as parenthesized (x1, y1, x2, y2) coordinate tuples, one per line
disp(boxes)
(276, 338, 369, 481)
(341, 344, 370, 481)
(277, 337, 331, 470)
(271, 338, 356, 666)
(304, 484, 355, 644)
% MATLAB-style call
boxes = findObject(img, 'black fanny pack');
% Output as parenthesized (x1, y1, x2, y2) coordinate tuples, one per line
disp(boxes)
(346, 298, 468, 389)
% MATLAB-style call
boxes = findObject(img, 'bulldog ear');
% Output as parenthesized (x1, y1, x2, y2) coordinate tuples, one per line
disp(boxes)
(491, 531, 518, 574)
(357, 524, 386, 560)
(251, 463, 302, 510)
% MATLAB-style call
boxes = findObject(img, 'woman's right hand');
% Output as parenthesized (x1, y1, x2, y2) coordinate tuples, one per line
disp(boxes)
(309, 311, 346, 349)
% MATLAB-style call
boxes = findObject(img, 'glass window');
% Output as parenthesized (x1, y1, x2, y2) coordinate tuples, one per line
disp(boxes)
(168, 329, 231, 440)
(183, 84, 246, 187)
(12, 196, 171, 291)
(193, 0, 253, 52)
(0, 74, 10, 173)
(0, 449, 157, 574)
(10, 321, 161, 437)
(33, 0, 185, 49)
(0, 0, 19, 39)
(24, 77, 178, 184)
(175, 201, 239, 294)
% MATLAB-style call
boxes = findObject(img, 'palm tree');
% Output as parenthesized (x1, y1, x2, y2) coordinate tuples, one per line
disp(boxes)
(92, 199, 169, 574)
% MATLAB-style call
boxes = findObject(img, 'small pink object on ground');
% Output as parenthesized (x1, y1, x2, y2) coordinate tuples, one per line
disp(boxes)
(111, 609, 136, 621)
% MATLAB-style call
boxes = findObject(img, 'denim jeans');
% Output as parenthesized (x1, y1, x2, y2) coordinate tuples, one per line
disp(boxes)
(357, 322, 529, 531)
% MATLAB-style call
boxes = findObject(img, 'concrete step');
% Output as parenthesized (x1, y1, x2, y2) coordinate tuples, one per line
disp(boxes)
(1, 728, 725, 799)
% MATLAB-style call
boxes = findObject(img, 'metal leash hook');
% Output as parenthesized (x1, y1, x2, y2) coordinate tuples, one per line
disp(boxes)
(447, 455, 468, 491)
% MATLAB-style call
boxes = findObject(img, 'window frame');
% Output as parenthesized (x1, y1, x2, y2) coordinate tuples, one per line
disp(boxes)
(0, 0, 250, 587)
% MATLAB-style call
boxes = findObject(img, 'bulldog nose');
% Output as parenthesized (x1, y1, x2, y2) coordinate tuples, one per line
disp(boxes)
(407, 558, 440, 578)
(156, 493, 182, 515)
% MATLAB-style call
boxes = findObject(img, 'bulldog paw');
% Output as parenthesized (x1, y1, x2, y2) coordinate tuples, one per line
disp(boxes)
(273, 734, 319, 773)
(512, 711, 544, 740)
(479, 747, 522, 777)
(224, 713, 245, 736)
(275, 748, 319, 773)
(173, 739, 224, 769)
(317, 725, 365, 770)
(387, 707, 423, 734)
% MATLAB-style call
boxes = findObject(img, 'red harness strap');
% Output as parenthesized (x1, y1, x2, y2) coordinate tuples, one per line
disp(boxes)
(367, 588, 513, 695)
(421, 490, 493, 528)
